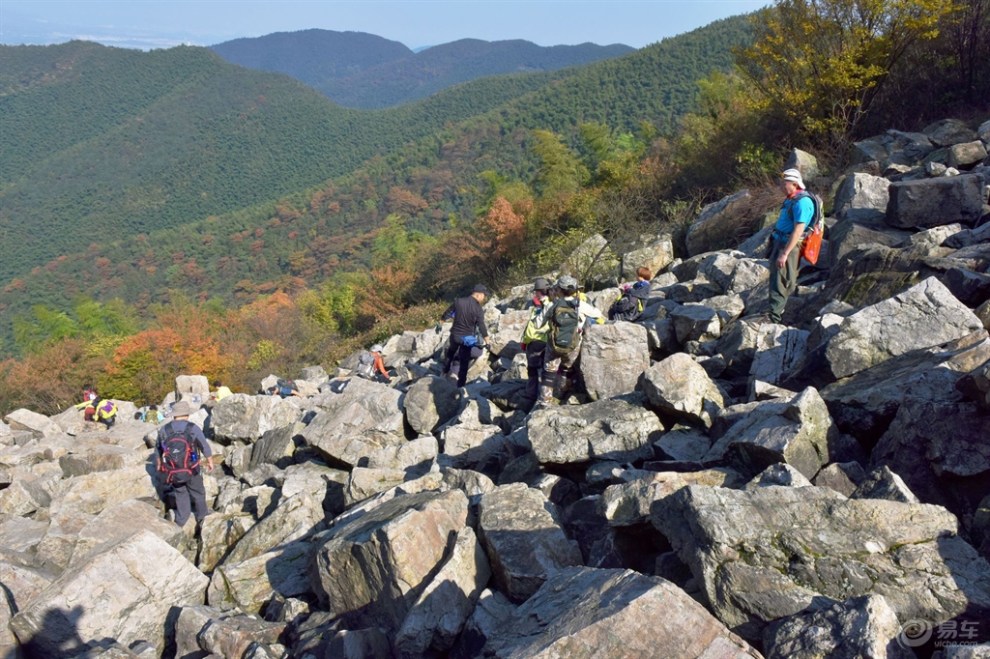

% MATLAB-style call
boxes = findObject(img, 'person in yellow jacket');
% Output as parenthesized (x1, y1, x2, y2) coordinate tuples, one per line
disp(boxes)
(520, 277, 552, 402)
(76, 396, 117, 429)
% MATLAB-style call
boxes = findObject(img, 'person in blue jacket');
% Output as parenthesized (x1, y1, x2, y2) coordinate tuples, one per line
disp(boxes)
(768, 168, 814, 323)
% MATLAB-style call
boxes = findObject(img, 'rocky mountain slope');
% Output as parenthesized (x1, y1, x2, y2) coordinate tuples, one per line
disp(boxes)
(2, 117, 989, 657)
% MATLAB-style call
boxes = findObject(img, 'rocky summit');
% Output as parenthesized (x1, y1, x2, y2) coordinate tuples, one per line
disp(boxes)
(3, 118, 990, 658)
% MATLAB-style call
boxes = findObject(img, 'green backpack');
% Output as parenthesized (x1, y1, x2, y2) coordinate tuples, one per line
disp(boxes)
(549, 299, 581, 355)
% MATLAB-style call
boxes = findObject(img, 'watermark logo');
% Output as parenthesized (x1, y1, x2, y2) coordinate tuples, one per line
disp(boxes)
(897, 619, 984, 650)
(897, 619, 933, 649)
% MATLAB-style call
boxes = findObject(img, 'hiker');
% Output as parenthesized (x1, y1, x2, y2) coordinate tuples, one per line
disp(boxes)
(768, 168, 814, 323)
(520, 277, 552, 401)
(356, 343, 391, 383)
(442, 283, 492, 387)
(266, 378, 299, 398)
(155, 400, 214, 528)
(75, 395, 117, 428)
(137, 404, 164, 424)
(608, 266, 652, 321)
(538, 275, 605, 406)
(212, 380, 232, 402)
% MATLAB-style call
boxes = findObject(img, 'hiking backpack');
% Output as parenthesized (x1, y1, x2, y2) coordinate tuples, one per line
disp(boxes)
(356, 351, 375, 378)
(159, 422, 199, 485)
(796, 190, 825, 265)
(549, 299, 581, 355)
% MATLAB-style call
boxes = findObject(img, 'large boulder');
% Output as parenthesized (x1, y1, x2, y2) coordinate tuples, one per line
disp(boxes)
(651, 484, 990, 642)
(818, 332, 990, 443)
(886, 173, 987, 229)
(619, 234, 675, 280)
(579, 321, 650, 401)
(833, 172, 890, 223)
(404, 376, 461, 435)
(871, 398, 990, 523)
(476, 483, 582, 602)
(526, 398, 663, 465)
(824, 277, 984, 379)
(394, 526, 491, 657)
(641, 352, 725, 429)
(211, 394, 302, 443)
(763, 594, 913, 659)
(472, 567, 760, 658)
(311, 489, 469, 632)
(10, 531, 208, 656)
(2, 409, 61, 439)
(704, 387, 838, 480)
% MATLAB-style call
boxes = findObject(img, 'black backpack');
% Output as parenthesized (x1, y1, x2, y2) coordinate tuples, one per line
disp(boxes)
(549, 299, 581, 355)
(159, 422, 199, 485)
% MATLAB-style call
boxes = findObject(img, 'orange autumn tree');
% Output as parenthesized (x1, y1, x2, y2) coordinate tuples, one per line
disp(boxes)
(102, 303, 232, 404)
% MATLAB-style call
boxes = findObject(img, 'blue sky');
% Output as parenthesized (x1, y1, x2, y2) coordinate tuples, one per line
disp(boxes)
(0, 0, 768, 51)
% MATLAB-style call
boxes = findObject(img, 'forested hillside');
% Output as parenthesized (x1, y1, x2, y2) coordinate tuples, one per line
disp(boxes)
(0, 15, 754, 356)
(210, 29, 634, 109)
(2, 0, 987, 414)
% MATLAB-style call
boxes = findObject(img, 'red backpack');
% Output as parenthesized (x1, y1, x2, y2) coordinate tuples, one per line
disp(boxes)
(159, 422, 199, 485)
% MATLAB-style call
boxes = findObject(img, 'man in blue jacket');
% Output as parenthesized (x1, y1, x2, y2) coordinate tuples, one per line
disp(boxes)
(769, 168, 814, 323)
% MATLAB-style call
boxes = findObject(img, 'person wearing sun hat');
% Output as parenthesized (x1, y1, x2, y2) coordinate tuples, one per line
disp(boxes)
(520, 277, 552, 402)
(768, 167, 814, 323)
(156, 400, 214, 529)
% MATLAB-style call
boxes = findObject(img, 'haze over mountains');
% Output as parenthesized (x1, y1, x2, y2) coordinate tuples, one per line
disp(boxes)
(209, 29, 635, 108)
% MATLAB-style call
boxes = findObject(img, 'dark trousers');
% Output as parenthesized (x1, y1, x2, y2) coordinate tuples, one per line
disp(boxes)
(166, 472, 209, 527)
(444, 337, 474, 387)
(525, 340, 547, 399)
(769, 240, 801, 322)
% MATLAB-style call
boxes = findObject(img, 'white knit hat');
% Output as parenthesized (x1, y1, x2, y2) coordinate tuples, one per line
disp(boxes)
(781, 168, 806, 189)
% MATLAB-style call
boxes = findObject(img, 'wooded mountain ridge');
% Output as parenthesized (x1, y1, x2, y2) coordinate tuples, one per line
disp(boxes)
(209, 28, 636, 109)
(0, 16, 752, 355)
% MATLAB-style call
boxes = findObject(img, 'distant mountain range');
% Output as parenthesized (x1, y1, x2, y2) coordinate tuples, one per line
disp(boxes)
(0, 16, 753, 354)
(209, 29, 635, 108)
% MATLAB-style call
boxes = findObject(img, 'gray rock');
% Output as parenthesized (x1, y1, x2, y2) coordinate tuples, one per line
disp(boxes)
(871, 399, 990, 516)
(174, 605, 284, 659)
(642, 352, 725, 428)
(652, 484, 990, 642)
(949, 141, 989, 168)
(477, 483, 582, 602)
(749, 323, 809, 391)
(394, 526, 491, 657)
(851, 465, 920, 504)
(687, 189, 760, 256)
(579, 321, 650, 401)
(476, 567, 760, 658)
(670, 303, 722, 344)
(619, 234, 675, 280)
(207, 538, 313, 614)
(834, 172, 890, 223)
(2, 409, 61, 438)
(405, 375, 462, 435)
(819, 332, 990, 442)
(887, 173, 987, 229)
(603, 468, 741, 526)
(824, 277, 984, 379)
(813, 461, 867, 496)
(763, 594, 914, 659)
(527, 397, 663, 465)
(211, 394, 302, 443)
(924, 118, 978, 147)
(10, 531, 208, 656)
(705, 387, 837, 480)
(312, 489, 469, 631)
